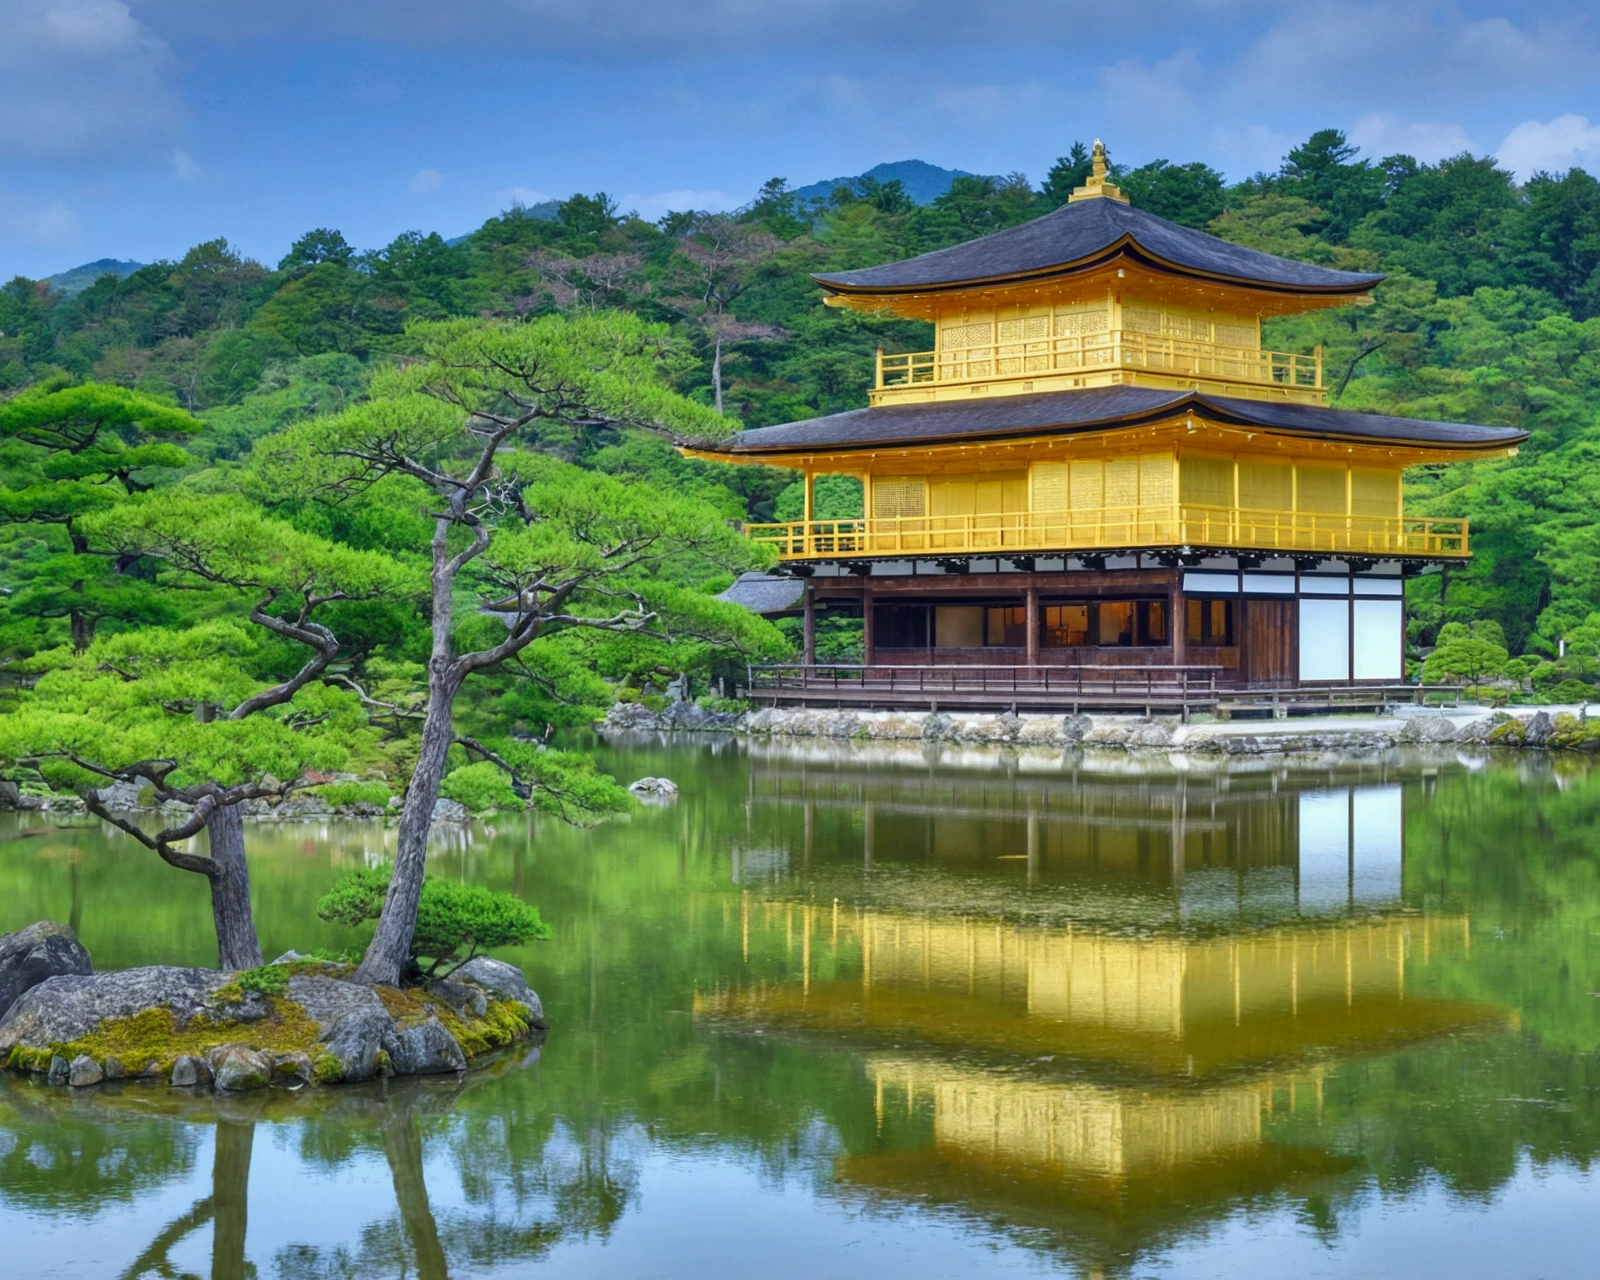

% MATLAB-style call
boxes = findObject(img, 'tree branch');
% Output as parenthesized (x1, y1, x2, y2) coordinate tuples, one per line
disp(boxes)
(228, 594, 343, 720)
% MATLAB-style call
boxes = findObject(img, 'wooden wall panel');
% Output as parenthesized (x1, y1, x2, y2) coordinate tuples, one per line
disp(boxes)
(1241, 598, 1297, 687)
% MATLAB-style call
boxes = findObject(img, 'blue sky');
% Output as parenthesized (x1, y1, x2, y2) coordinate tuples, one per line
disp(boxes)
(2, 0, 1599, 279)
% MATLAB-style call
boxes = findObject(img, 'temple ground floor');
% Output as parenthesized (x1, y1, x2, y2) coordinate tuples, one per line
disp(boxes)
(758, 553, 1420, 714)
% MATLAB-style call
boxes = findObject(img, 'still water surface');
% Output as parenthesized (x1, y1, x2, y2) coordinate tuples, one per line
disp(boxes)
(3, 737, 1600, 1278)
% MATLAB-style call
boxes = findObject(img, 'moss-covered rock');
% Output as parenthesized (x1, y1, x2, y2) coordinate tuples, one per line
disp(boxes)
(1, 953, 542, 1090)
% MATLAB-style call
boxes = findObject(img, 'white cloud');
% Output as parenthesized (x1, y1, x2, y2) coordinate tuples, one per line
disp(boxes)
(509, 186, 550, 206)
(1348, 113, 1476, 164)
(1212, 123, 1295, 175)
(6, 202, 82, 245)
(0, 1, 179, 157)
(1227, 5, 1599, 111)
(172, 148, 200, 179)
(1497, 115, 1600, 180)
(1099, 51, 1202, 125)
(620, 189, 735, 218)
(408, 167, 443, 194)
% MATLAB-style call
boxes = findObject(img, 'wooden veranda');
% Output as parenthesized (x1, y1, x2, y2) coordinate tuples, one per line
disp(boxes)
(745, 663, 1460, 718)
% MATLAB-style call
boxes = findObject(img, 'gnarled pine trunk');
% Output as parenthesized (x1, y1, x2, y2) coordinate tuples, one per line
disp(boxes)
(207, 802, 264, 971)
(352, 667, 463, 986)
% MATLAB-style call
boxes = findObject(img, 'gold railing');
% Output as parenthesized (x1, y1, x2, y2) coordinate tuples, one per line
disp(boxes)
(747, 504, 1469, 559)
(877, 331, 1322, 392)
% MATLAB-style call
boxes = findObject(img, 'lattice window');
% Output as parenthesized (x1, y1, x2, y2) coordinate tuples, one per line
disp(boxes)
(1123, 306, 1162, 335)
(872, 477, 927, 520)
(1239, 460, 1291, 510)
(1031, 463, 1069, 513)
(1069, 461, 1103, 510)
(1214, 322, 1255, 348)
(1162, 314, 1208, 341)
(1180, 455, 1233, 506)
(1056, 309, 1109, 336)
(1139, 453, 1174, 507)
(1297, 462, 1348, 514)
(1105, 458, 1139, 510)
(997, 318, 1024, 343)
(1351, 467, 1399, 517)
(941, 322, 992, 350)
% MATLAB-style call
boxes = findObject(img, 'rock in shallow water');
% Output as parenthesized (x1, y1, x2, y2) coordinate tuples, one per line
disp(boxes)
(383, 1016, 467, 1075)
(455, 956, 546, 1030)
(170, 1054, 210, 1088)
(209, 1045, 273, 1092)
(0, 921, 93, 1022)
(286, 975, 394, 1082)
(68, 1054, 102, 1087)
(430, 797, 470, 825)
(3, 958, 543, 1087)
(627, 776, 678, 798)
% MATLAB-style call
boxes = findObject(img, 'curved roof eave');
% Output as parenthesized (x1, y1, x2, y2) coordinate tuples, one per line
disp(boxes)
(703, 387, 1526, 457)
(813, 235, 1385, 298)
(809, 197, 1385, 297)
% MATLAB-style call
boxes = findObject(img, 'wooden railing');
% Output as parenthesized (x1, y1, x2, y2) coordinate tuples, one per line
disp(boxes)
(750, 662, 1221, 703)
(877, 331, 1322, 393)
(746, 505, 1469, 559)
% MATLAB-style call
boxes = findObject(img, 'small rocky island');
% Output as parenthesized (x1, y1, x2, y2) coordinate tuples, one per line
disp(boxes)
(0, 921, 544, 1092)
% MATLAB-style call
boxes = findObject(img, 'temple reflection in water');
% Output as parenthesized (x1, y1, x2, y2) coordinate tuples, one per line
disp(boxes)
(701, 747, 1512, 1275)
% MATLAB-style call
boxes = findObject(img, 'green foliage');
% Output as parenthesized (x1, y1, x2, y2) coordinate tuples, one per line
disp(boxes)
(314, 780, 392, 808)
(1422, 622, 1511, 686)
(773, 472, 863, 521)
(441, 761, 521, 813)
(233, 964, 290, 995)
(316, 866, 551, 976)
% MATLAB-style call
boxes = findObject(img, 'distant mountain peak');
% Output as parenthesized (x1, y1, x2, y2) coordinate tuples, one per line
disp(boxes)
(790, 160, 978, 207)
(45, 258, 146, 297)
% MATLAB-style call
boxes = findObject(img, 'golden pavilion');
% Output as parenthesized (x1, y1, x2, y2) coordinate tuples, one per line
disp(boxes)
(689, 143, 1524, 703)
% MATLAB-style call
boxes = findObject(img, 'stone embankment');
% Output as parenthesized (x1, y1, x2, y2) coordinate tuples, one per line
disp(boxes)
(0, 778, 475, 823)
(0, 922, 544, 1093)
(604, 703, 1599, 755)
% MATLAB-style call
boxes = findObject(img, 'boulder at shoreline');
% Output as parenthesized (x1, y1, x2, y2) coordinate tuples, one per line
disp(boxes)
(0, 923, 544, 1093)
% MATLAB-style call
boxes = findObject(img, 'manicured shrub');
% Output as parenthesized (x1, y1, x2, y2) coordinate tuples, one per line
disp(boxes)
(439, 761, 521, 813)
(317, 866, 550, 979)
(314, 780, 393, 808)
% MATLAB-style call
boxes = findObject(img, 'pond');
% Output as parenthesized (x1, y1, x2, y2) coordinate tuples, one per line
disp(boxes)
(4, 737, 1600, 1279)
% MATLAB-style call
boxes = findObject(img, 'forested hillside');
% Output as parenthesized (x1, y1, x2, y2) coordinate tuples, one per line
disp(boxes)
(4, 130, 1600, 694)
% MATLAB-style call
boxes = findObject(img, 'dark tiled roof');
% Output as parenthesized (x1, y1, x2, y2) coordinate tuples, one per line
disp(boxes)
(814, 198, 1383, 295)
(709, 387, 1527, 454)
(715, 572, 805, 615)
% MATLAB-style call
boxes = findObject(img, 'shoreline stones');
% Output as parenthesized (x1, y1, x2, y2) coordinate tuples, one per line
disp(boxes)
(0, 923, 544, 1094)
(599, 704, 1600, 755)
(628, 777, 679, 800)
(604, 701, 741, 733)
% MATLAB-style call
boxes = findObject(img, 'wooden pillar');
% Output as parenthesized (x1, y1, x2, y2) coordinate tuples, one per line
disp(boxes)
(1025, 586, 1040, 667)
(1172, 578, 1187, 667)
(861, 582, 875, 668)
(802, 584, 816, 668)
(802, 470, 814, 559)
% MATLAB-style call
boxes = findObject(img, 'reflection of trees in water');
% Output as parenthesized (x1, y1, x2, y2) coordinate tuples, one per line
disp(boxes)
(116, 1118, 254, 1280)
(268, 1078, 638, 1279)
(0, 1082, 202, 1214)
(274, 1102, 566, 1280)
